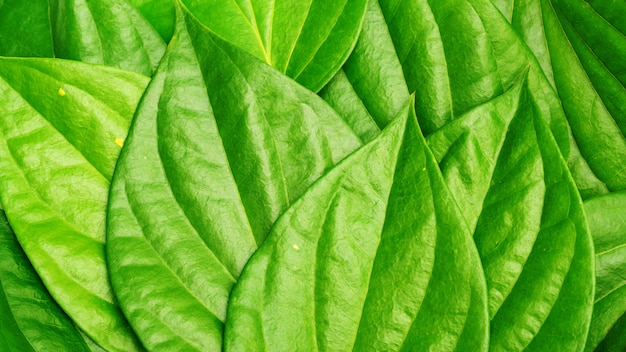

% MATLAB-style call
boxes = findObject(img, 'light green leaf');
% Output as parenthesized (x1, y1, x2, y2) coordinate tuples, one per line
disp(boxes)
(180, 0, 369, 91)
(320, 0, 409, 142)
(0, 0, 54, 57)
(224, 101, 489, 351)
(0, 210, 92, 351)
(106, 5, 361, 350)
(0, 57, 148, 351)
(427, 76, 594, 351)
(583, 192, 626, 352)
(50, 0, 166, 75)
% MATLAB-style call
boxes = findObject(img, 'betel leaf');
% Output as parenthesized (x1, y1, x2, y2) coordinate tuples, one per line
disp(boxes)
(224, 101, 489, 351)
(49, 0, 166, 75)
(583, 192, 626, 351)
(320, 0, 410, 143)
(492, 0, 626, 198)
(427, 76, 594, 350)
(106, 4, 362, 351)
(373, 0, 570, 163)
(127, 0, 176, 41)
(0, 0, 54, 57)
(181, 0, 369, 92)
(0, 210, 92, 351)
(0, 57, 148, 351)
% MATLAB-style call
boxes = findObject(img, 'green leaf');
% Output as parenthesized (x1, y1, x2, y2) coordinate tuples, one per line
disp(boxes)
(0, 57, 148, 351)
(0, 0, 54, 57)
(320, 0, 410, 142)
(106, 5, 361, 350)
(0, 210, 92, 351)
(493, 0, 626, 198)
(427, 76, 594, 351)
(180, 0, 369, 91)
(50, 0, 166, 75)
(224, 101, 489, 351)
(583, 192, 626, 352)
(127, 0, 176, 41)
(595, 312, 626, 352)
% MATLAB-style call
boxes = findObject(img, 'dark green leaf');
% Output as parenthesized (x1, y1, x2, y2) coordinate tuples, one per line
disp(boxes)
(595, 312, 626, 352)
(0, 0, 54, 57)
(127, 0, 176, 41)
(0, 57, 148, 351)
(427, 76, 594, 351)
(181, 0, 369, 91)
(583, 192, 626, 351)
(106, 5, 362, 350)
(0, 210, 93, 351)
(224, 101, 489, 351)
(50, 0, 166, 75)
(320, 0, 410, 142)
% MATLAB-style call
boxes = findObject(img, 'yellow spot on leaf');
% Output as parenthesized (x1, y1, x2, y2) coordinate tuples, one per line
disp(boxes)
(58, 88, 66, 96)
(114, 138, 124, 147)
(292, 244, 300, 251)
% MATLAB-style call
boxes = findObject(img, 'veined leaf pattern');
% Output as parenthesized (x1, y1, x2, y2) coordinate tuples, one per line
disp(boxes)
(583, 192, 626, 351)
(0, 210, 92, 351)
(224, 101, 489, 352)
(106, 4, 362, 350)
(427, 76, 594, 351)
(0, 57, 148, 351)
(181, 0, 369, 91)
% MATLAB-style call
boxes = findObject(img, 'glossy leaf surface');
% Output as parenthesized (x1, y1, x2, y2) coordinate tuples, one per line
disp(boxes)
(0, 211, 92, 351)
(50, 0, 166, 75)
(320, 0, 409, 142)
(584, 192, 626, 351)
(106, 5, 361, 351)
(181, 0, 368, 91)
(427, 77, 594, 351)
(0, 57, 148, 351)
(225, 102, 489, 351)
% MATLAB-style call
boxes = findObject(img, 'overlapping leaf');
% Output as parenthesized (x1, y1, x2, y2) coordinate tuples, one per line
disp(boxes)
(127, 0, 176, 41)
(427, 76, 594, 351)
(320, 0, 410, 142)
(584, 192, 626, 351)
(106, 4, 362, 350)
(492, 0, 626, 198)
(0, 0, 166, 75)
(0, 211, 94, 351)
(181, 0, 369, 91)
(224, 100, 489, 351)
(0, 57, 148, 351)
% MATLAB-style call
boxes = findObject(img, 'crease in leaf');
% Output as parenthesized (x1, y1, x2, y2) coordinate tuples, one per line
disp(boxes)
(106, 3, 363, 350)
(224, 99, 489, 352)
